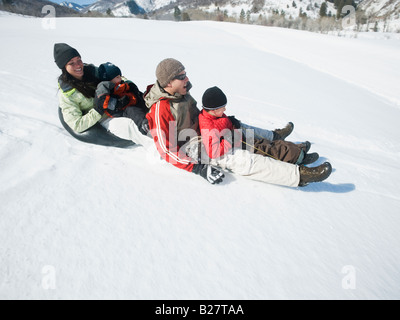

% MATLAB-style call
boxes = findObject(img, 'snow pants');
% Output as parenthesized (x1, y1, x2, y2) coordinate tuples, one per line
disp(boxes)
(100, 117, 154, 150)
(206, 123, 300, 187)
(240, 123, 274, 141)
(249, 139, 303, 164)
(207, 149, 300, 187)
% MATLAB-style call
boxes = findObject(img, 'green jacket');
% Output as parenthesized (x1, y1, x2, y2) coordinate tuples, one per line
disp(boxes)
(58, 66, 104, 133)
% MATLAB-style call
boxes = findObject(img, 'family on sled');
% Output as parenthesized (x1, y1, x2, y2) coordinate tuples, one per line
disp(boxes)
(55, 43, 332, 187)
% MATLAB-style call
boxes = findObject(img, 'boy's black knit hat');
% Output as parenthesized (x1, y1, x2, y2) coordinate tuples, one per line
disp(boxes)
(98, 62, 122, 81)
(54, 43, 81, 69)
(202, 86, 227, 110)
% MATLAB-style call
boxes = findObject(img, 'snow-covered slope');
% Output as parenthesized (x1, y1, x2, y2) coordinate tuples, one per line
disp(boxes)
(1, 12, 400, 299)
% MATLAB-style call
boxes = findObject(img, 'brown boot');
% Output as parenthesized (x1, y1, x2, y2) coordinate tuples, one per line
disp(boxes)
(273, 122, 294, 140)
(299, 162, 332, 187)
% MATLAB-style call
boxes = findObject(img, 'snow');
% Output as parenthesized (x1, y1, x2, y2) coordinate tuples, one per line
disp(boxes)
(1, 12, 400, 300)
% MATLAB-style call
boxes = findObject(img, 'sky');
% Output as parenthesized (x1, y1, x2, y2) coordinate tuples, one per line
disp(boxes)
(50, 0, 97, 6)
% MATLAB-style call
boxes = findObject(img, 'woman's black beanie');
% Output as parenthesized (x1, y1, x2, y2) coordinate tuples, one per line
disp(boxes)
(54, 43, 81, 69)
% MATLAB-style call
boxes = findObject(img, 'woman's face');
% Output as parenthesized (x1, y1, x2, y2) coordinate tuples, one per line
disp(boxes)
(65, 56, 84, 80)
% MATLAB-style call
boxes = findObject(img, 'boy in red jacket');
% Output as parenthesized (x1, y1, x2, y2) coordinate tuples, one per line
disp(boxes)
(199, 86, 319, 165)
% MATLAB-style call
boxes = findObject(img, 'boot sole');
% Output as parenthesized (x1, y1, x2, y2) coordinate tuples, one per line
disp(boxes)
(301, 152, 319, 165)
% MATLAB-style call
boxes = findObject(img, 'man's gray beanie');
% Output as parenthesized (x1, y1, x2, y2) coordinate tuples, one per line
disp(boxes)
(156, 58, 185, 88)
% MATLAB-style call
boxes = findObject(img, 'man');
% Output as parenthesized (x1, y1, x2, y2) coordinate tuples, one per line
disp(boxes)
(144, 58, 332, 187)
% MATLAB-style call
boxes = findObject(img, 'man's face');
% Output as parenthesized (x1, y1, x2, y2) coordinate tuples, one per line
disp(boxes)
(167, 71, 189, 95)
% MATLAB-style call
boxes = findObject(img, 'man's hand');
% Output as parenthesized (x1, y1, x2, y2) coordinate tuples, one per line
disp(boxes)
(193, 164, 225, 185)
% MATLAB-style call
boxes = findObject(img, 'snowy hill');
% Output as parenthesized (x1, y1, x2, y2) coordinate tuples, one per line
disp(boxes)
(1, 12, 400, 299)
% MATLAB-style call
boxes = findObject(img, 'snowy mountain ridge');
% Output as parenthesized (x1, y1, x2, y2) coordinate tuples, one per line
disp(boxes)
(59, 1, 85, 12)
(83, 0, 172, 16)
(66, 0, 400, 20)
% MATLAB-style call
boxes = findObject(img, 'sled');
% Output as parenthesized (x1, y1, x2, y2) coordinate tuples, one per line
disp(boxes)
(58, 107, 135, 148)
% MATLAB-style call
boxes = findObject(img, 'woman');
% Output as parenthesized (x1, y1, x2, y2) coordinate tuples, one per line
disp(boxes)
(54, 43, 152, 148)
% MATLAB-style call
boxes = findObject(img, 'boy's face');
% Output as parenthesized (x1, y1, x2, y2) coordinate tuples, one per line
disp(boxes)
(111, 75, 122, 84)
(208, 106, 226, 118)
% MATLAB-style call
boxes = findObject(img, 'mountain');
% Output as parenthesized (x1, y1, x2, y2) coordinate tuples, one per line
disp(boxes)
(358, 0, 400, 20)
(1, 0, 399, 31)
(355, 0, 400, 32)
(82, 0, 337, 18)
(0, 0, 81, 17)
(82, 0, 174, 16)
(59, 1, 85, 11)
(83, 0, 144, 16)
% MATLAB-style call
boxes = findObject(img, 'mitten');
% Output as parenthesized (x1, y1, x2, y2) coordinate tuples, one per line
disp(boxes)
(192, 164, 225, 185)
(228, 116, 241, 129)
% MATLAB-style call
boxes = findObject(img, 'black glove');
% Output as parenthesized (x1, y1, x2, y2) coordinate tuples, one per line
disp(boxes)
(94, 103, 105, 116)
(193, 164, 225, 185)
(228, 116, 241, 129)
(139, 118, 150, 136)
(115, 96, 130, 111)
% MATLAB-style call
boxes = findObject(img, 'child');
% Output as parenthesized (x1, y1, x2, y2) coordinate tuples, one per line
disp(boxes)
(94, 62, 149, 135)
(198, 86, 319, 165)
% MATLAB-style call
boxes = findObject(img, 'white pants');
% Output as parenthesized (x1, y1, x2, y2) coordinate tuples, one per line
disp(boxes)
(100, 117, 153, 149)
(210, 149, 300, 187)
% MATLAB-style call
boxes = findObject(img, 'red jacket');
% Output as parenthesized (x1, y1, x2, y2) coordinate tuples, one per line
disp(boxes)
(199, 110, 242, 159)
(145, 83, 199, 173)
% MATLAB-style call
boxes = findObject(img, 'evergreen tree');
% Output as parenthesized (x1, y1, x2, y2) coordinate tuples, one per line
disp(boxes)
(320, 2, 327, 18)
(240, 9, 245, 23)
(373, 21, 379, 32)
(174, 6, 182, 21)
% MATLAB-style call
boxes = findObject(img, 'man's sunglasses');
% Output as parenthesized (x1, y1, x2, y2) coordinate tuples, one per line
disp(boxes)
(174, 73, 187, 81)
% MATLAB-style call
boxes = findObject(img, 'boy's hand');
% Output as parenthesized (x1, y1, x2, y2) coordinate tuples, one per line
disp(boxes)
(228, 116, 241, 129)
(115, 96, 130, 111)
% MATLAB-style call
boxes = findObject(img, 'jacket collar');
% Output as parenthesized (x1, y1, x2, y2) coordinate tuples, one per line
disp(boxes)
(201, 109, 227, 120)
(144, 80, 193, 108)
